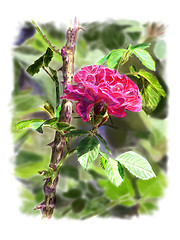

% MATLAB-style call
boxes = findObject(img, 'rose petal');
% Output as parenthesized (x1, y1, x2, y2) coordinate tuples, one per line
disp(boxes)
(75, 101, 94, 122)
(61, 65, 142, 121)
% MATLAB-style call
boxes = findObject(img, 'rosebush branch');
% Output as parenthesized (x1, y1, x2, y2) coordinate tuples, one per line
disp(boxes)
(35, 18, 80, 218)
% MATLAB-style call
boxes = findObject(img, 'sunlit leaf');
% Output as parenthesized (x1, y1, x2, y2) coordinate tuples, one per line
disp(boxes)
(141, 83, 161, 115)
(107, 49, 125, 69)
(16, 119, 45, 133)
(131, 43, 150, 50)
(104, 157, 124, 187)
(97, 52, 111, 65)
(116, 151, 156, 180)
(138, 69, 166, 97)
(131, 48, 155, 71)
(77, 136, 100, 170)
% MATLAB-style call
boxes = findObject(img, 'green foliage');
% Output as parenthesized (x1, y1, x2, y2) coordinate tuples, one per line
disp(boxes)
(130, 47, 155, 71)
(55, 122, 72, 131)
(103, 156, 124, 187)
(56, 104, 61, 119)
(97, 52, 111, 65)
(133, 69, 166, 115)
(26, 47, 53, 76)
(71, 198, 86, 213)
(97, 42, 155, 71)
(44, 117, 58, 126)
(137, 171, 167, 199)
(12, 91, 44, 117)
(14, 155, 49, 178)
(140, 83, 161, 115)
(63, 189, 82, 199)
(15, 116, 74, 135)
(77, 136, 100, 170)
(43, 47, 53, 67)
(130, 43, 151, 50)
(60, 165, 79, 180)
(101, 24, 125, 50)
(95, 133, 112, 154)
(64, 129, 91, 138)
(26, 56, 44, 77)
(16, 119, 45, 133)
(13, 20, 168, 220)
(15, 150, 43, 166)
(107, 49, 125, 69)
(116, 151, 156, 180)
(41, 101, 55, 117)
(98, 176, 135, 202)
(138, 69, 166, 98)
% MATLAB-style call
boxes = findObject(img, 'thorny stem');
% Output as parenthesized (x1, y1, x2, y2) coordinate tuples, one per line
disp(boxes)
(34, 18, 80, 219)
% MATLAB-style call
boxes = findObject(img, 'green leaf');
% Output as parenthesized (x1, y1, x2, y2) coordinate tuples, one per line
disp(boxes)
(97, 52, 111, 65)
(14, 155, 49, 178)
(138, 69, 166, 97)
(71, 198, 86, 213)
(56, 104, 61, 119)
(100, 157, 106, 169)
(98, 176, 135, 202)
(30, 122, 44, 133)
(43, 47, 53, 67)
(131, 43, 151, 50)
(26, 56, 43, 76)
(12, 91, 44, 117)
(41, 101, 55, 117)
(137, 171, 167, 199)
(16, 119, 45, 133)
(118, 162, 124, 179)
(141, 84, 161, 115)
(77, 136, 100, 170)
(100, 151, 109, 160)
(60, 165, 79, 180)
(64, 129, 91, 138)
(63, 189, 82, 199)
(116, 151, 156, 180)
(26, 47, 53, 77)
(55, 122, 71, 130)
(129, 65, 136, 74)
(95, 133, 112, 154)
(15, 150, 43, 166)
(131, 48, 156, 71)
(100, 151, 109, 169)
(107, 49, 125, 69)
(44, 117, 58, 126)
(104, 157, 124, 187)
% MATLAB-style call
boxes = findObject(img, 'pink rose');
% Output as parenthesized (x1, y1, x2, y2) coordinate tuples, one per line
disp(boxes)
(61, 65, 142, 122)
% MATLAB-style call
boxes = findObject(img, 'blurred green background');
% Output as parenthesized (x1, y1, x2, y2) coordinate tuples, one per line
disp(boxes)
(12, 19, 168, 219)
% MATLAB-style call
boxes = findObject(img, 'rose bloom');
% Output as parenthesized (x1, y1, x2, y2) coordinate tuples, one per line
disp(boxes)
(61, 65, 142, 122)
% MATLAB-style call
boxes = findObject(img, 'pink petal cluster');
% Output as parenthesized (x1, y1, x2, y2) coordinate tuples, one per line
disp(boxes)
(61, 65, 142, 122)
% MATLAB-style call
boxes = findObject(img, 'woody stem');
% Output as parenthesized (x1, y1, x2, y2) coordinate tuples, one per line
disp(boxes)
(36, 18, 80, 219)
